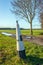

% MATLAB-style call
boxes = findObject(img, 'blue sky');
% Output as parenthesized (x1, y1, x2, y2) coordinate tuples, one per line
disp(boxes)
(0, 0, 41, 29)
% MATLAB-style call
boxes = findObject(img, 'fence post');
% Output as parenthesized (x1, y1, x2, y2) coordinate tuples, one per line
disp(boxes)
(16, 20, 26, 59)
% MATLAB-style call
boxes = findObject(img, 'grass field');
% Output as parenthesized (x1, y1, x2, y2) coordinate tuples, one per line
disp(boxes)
(0, 30, 43, 65)
(0, 29, 43, 35)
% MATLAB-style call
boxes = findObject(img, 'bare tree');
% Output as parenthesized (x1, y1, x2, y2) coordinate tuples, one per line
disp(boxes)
(11, 0, 41, 36)
(40, 12, 43, 29)
(39, 0, 43, 29)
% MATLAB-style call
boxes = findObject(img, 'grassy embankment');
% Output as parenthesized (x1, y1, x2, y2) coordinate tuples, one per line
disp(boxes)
(0, 30, 43, 65)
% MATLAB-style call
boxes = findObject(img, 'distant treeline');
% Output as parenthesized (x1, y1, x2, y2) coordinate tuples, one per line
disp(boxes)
(0, 28, 41, 30)
(0, 28, 24, 30)
(0, 28, 16, 30)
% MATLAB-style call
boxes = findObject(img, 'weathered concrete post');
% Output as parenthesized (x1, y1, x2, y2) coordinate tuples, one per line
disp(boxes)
(16, 20, 26, 59)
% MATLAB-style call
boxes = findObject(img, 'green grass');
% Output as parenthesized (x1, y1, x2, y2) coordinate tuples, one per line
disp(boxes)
(0, 30, 43, 65)
(21, 29, 43, 36)
(0, 29, 43, 36)
(0, 30, 16, 34)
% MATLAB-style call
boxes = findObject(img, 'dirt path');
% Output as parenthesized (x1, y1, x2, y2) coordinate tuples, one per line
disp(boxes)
(22, 36, 43, 46)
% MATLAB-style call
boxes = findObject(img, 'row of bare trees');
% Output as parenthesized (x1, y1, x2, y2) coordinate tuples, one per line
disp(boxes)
(11, 0, 43, 36)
